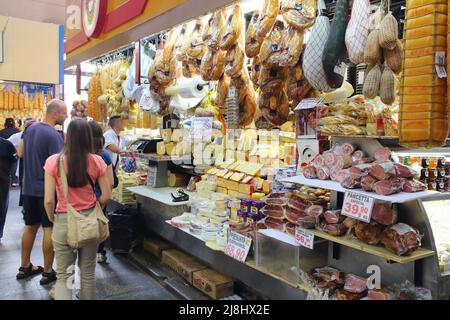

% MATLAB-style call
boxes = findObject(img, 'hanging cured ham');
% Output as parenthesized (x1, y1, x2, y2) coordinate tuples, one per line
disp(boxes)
(281, 0, 317, 30)
(208, 9, 227, 51)
(288, 56, 312, 100)
(186, 19, 206, 60)
(225, 43, 245, 79)
(279, 26, 305, 67)
(251, 56, 262, 87)
(259, 89, 290, 126)
(257, 0, 279, 38)
(258, 64, 288, 95)
(322, 0, 349, 89)
(246, 10, 264, 58)
(260, 19, 286, 66)
(200, 49, 226, 81)
(303, 0, 333, 92)
(220, 4, 244, 51)
(345, 0, 370, 65)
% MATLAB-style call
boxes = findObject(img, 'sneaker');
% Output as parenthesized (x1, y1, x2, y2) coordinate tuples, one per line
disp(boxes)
(48, 287, 55, 300)
(97, 253, 107, 264)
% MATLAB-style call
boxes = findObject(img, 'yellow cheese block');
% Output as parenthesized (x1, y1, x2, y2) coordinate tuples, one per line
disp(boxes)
(400, 119, 448, 143)
(239, 183, 254, 195)
(251, 192, 266, 200)
(400, 85, 446, 95)
(216, 177, 227, 188)
(403, 64, 442, 77)
(399, 102, 446, 113)
(156, 142, 166, 156)
(230, 172, 245, 182)
(406, 3, 448, 19)
(407, 0, 446, 10)
(402, 75, 446, 86)
(405, 46, 446, 58)
(400, 111, 446, 120)
(224, 172, 234, 179)
(405, 25, 447, 39)
(262, 180, 272, 194)
(165, 143, 175, 156)
(216, 187, 228, 195)
(227, 190, 242, 199)
(405, 13, 447, 29)
(401, 94, 445, 104)
(161, 129, 172, 142)
(404, 36, 446, 50)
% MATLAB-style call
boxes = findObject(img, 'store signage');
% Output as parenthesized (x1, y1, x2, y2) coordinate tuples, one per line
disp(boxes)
(341, 192, 374, 223)
(65, 0, 148, 53)
(190, 117, 213, 141)
(295, 227, 314, 250)
(224, 231, 252, 263)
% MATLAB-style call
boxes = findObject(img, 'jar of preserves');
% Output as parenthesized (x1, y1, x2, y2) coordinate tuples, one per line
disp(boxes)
(427, 179, 437, 191)
(403, 156, 412, 166)
(420, 168, 429, 180)
(437, 157, 446, 168)
(421, 157, 430, 168)
(436, 179, 446, 192)
(428, 168, 438, 180)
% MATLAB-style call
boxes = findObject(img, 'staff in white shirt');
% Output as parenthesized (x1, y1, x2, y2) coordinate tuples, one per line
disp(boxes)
(103, 115, 125, 172)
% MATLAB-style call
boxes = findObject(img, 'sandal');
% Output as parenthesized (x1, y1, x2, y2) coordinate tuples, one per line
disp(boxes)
(16, 263, 44, 280)
(40, 270, 57, 286)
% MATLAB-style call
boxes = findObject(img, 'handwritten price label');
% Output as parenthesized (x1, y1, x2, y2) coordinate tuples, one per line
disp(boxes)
(295, 227, 314, 250)
(341, 192, 374, 223)
(224, 230, 252, 263)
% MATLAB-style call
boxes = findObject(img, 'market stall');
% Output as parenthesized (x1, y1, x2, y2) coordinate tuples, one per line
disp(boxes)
(72, 0, 450, 300)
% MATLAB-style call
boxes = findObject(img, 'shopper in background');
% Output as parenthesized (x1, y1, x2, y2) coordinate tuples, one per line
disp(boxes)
(0, 137, 17, 242)
(88, 121, 114, 264)
(7, 118, 32, 188)
(104, 115, 124, 174)
(17, 100, 67, 285)
(44, 119, 111, 300)
(0, 118, 20, 139)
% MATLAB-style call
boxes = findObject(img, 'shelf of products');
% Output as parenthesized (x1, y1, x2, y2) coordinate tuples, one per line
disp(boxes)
(282, 175, 439, 203)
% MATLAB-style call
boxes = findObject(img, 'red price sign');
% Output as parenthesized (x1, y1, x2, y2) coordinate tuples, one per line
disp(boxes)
(295, 227, 314, 250)
(341, 192, 374, 223)
(225, 231, 252, 263)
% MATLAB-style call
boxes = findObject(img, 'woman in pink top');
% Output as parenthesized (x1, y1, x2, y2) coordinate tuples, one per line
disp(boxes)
(43, 119, 111, 300)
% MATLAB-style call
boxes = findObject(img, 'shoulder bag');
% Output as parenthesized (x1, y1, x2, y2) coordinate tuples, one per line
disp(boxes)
(59, 155, 109, 249)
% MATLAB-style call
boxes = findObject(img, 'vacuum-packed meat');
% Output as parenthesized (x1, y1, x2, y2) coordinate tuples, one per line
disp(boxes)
(286, 222, 296, 236)
(344, 274, 368, 294)
(262, 205, 286, 220)
(355, 221, 386, 245)
(368, 289, 393, 300)
(317, 167, 331, 180)
(323, 152, 338, 168)
(369, 162, 396, 181)
(374, 147, 391, 162)
(381, 223, 421, 256)
(402, 180, 427, 193)
(324, 210, 342, 224)
(306, 205, 324, 218)
(285, 207, 307, 224)
(264, 217, 286, 232)
(303, 166, 318, 179)
(347, 166, 364, 180)
(343, 217, 358, 230)
(336, 289, 365, 300)
(334, 155, 353, 170)
(372, 202, 398, 226)
(311, 154, 325, 168)
(352, 150, 364, 161)
(288, 195, 309, 211)
(313, 267, 345, 284)
(322, 222, 347, 236)
(374, 178, 403, 196)
(298, 216, 317, 229)
(341, 143, 355, 156)
(394, 163, 416, 179)
(361, 175, 378, 192)
(341, 173, 361, 189)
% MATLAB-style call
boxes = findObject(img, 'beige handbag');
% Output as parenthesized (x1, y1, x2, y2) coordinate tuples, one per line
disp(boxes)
(59, 155, 109, 249)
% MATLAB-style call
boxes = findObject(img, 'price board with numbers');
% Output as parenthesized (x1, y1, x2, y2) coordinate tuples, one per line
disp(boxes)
(341, 192, 374, 223)
(224, 230, 252, 263)
(295, 227, 315, 249)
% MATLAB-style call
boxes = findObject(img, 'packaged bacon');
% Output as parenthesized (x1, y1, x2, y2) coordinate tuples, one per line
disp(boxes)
(298, 216, 317, 229)
(369, 161, 397, 181)
(381, 223, 422, 256)
(355, 221, 386, 245)
(361, 175, 378, 192)
(374, 147, 391, 162)
(402, 180, 427, 193)
(394, 163, 417, 179)
(374, 178, 403, 196)
(371, 202, 398, 226)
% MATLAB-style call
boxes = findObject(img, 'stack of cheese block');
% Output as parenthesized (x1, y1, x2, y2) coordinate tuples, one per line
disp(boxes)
(112, 172, 140, 204)
(399, 0, 449, 148)
(156, 128, 192, 157)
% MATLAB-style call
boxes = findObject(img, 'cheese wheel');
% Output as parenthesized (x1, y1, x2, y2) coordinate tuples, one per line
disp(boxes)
(405, 14, 447, 29)
(400, 85, 446, 95)
(406, 4, 447, 19)
(404, 36, 446, 49)
(168, 173, 189, 187)
(405, 25, 447, 39)
(156, 141, 166, 155)
(403, 65, 440, 76)
(165, 142, 175, 156)
(405, 46, 447, 58)
(403, 74, 446, 86)
(407, 0, 446, 9)
(404, 55, 435, 67)
(402, 94, 444, 104)
(400, 111, 446, 120)
(400, 102, 446, 113)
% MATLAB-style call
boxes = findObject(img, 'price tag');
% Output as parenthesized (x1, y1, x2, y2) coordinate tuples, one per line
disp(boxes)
(341, 192, 374, 223)
(224, 230, 252, 263)
(295, 227, 315, 250)
(435, 52, 447, 78)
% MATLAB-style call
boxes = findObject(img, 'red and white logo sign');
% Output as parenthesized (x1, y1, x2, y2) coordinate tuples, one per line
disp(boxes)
(82, 0, 108, 38)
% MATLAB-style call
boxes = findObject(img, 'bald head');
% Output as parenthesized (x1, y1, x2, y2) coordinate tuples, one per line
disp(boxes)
(46, 99, 68, 126)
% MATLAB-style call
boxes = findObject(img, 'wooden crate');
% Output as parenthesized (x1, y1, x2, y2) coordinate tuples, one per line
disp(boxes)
(193, 269, 234, 299)
(142, 237, 173, 258)
(161, 249, 207, 284)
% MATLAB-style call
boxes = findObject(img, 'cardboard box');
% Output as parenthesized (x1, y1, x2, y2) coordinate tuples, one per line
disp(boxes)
(162, 250, 207, 284)
(193, 269, 234, 300)
(142, 238, 173, 258)
(216, 177, 227, 188)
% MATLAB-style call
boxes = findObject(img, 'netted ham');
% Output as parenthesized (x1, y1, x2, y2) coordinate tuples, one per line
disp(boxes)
(261, 205, 286, 220)
(303, 166, 318, 179)
(264, 217, 286, 232)
(341, 143, 355, 156)
(285, 207, 306, 224)
(344, 274, 368, 294)
(317, 167, 331, 180)
(334, 155, 353, 170)
(374, 178, 403, 196)
(402, 180, 427, 193)
(372, 202, 398, 226)
(286, 222, 296, 236)
(374, 147, 391, 162)
(352, 150, 364, 161)
(369, 162, 396, 181)
(324, 210, 342, 224)
(298, 216, 317, 229)
(355, 221, 386, 245)
(322, 222, 347, 236)
(287, 195, 309, 211)
(361, 175, 378, 192)
(381, 223, 422, 256)
(394, 163, 416, 178)
(306, 205, 324, 218)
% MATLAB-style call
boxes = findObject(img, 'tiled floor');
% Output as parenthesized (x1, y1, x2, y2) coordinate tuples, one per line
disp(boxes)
(0, 189, 177, 300)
